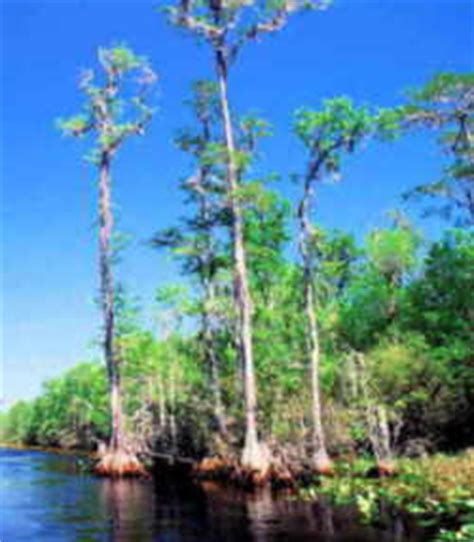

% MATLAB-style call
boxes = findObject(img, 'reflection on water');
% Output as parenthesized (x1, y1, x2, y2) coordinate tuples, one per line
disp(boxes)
(0, 448, 430, 542)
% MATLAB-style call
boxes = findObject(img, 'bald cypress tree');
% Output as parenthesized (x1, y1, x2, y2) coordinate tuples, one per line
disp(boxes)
(59, 45, 156, 476)
(294, 98, 382, 472)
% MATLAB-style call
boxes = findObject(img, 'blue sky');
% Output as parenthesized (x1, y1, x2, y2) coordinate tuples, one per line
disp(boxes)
(2, 0, 472, 406)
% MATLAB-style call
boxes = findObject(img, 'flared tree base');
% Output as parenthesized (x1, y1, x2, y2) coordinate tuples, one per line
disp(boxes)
(312, 453, 334, 476)
(376, 460, 396, 477)
(241, 439, 270, 472)
(194, 457, 294, 489)
(94, 447, 148, 478)
(240, 440, 272, 487)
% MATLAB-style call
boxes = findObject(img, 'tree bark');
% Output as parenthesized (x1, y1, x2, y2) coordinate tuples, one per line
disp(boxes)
(367, 404, 394, 475)
(98, 152, 124, 452)
(355, 352, 395, 476)
(298, 179, 332, 473)
(215, 48, 267, 472)
(94, 152, 145, 477)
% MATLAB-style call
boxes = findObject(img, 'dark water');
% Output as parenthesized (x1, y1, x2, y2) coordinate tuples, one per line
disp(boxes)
(0, 448, 431, 542)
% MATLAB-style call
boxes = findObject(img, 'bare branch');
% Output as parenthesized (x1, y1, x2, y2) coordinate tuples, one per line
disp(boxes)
(245, 9, 289, 40)
(175, 10, 223, 41)
(241, 0, 328, 46)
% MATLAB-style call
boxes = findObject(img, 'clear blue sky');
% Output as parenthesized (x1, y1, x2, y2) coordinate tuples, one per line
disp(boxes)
(2, 0, 472, 407)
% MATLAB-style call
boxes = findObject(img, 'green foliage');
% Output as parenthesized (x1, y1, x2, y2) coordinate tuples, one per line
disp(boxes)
(57, 114, 90, 137)
(402, 72, 474, 225)
(402, 229, 474, 448)
(366, 226, 420, 283)
(435, 523, 474, 542)
(2, 363, 108, 449)
(300, 451, 474, 539)
(295, 97, 373, 149)
(311, 227, 360, 297)
(338, 267, 394, 349)
(405, 229, 473, 347)
(0, 401, 35, 444)
(98, 45, 144, 73)
(57, 43, 156, 157)
(364, 334, 430, 406)
(407, 72, 474, 106)
(167, 0, 329, 59)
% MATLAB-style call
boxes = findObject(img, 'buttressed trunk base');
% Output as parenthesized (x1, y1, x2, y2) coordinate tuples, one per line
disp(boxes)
(94, 448, 148, 478)
(94, 378, 147, 477)
(241, 423, 270, 473)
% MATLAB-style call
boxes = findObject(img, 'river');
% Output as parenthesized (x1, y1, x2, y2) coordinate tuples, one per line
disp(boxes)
(0, 448, 432, 541)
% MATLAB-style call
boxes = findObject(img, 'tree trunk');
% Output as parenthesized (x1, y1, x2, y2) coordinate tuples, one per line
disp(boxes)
(109, 372, 123, 450)
(98, 152, 123, 451)
(94, 152, 145, 477)
(215, 49, 268, 473)
(298, 182, 332, 474)
(355, 352, 395, 476)
(367, 404, 395, 476)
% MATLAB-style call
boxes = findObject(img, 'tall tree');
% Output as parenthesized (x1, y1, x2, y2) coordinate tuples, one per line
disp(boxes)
(402, 73, 474, 225)
(293, 97, 380, 472)
(166, 0, 328, 472)
(58, 45, 156, 476)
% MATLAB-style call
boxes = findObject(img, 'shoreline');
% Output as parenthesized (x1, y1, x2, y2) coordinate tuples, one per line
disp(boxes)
(0, 441, 95, 458)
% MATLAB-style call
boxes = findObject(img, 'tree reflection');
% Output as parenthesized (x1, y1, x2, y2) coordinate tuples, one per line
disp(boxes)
(99, 479, 156, 542)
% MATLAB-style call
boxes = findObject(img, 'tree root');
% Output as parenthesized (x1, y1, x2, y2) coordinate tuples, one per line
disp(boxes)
(312, 455, 334, 476)
(93, 448, 149, 478)
(376, 460, 396, 477)
(193, 456, 298, 490)
(364, 460, 397, 478)
(241, 440, 270, 472)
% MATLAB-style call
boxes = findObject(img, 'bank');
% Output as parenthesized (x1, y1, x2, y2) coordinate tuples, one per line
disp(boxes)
(297, 450, 474, 542)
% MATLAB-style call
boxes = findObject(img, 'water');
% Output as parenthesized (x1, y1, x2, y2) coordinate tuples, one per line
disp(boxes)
(0, 448, 431, 542)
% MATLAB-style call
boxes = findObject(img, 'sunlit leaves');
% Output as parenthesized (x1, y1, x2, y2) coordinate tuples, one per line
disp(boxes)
(294, 98, 404, 183)
(405, 228, 474, 348)
(57, 114, 91, 137)
(58, 44, 157, 156)
(239, 115, 273, 144)
(407, 72, 474, 109)
(294, 97, 373, 149)
(98, 45, 144, 74)
(401, 72, 474, 225)
(366, 226, 420, 283)
(374, 107, 403, 141)
(2, 363, 109, 448)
